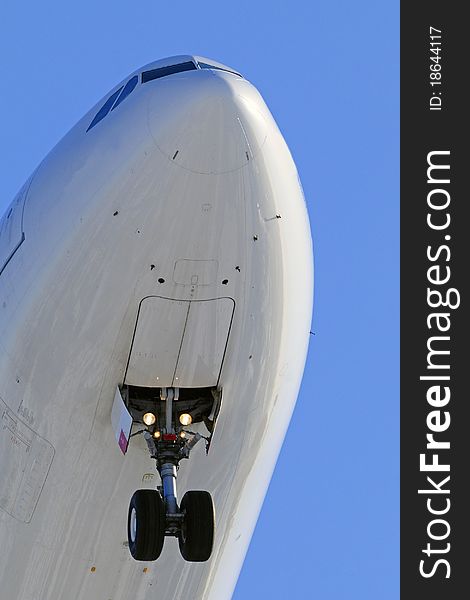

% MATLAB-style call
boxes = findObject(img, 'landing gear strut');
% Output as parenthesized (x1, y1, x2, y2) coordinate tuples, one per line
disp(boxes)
(126, 387, 215, 562)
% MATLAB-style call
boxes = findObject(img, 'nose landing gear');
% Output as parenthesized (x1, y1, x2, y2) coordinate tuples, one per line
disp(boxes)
(126, 387, 216, 562)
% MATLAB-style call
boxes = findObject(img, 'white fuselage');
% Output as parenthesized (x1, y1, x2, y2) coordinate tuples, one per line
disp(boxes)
(0, 56, 313, 600)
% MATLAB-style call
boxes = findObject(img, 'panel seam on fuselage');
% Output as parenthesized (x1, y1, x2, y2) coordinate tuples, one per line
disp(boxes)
(0, 233, 25, 277)
(171, 301, 191, 387)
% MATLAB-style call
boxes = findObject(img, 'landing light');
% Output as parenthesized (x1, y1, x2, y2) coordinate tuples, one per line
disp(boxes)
(143, 412, 156, 426)
(179, 413, 192, 426)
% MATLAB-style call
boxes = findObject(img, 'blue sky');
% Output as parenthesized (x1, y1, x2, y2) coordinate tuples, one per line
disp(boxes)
(0, 2, 399, 598)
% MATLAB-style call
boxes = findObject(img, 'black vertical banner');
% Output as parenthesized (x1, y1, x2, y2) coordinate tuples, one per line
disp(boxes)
(401, 3, 468, 599)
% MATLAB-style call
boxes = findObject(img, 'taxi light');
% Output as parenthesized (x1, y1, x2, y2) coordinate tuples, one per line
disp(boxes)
(179, 413, 192, 426)
(153, 431, 161, 439)
(143, 412, 156, 426)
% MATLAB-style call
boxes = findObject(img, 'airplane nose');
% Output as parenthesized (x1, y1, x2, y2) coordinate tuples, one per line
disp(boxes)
(146, 70, 267, 174)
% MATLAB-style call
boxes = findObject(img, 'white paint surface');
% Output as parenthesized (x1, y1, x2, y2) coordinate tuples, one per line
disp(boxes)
(0, 56, 313, 600)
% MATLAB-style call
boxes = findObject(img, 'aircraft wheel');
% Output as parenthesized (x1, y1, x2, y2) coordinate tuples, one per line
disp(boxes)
(128, 489, 166, 561)
(178, 490, 215, 562)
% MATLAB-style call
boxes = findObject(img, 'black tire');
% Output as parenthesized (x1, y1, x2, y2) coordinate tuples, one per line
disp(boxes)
(128, 489, 166, 561)
(178, 490, 215, 562)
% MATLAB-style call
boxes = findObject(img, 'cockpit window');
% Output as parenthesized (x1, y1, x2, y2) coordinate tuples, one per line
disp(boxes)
(86, 87, 123, 132)
(112, 75, 139, 111)
(87, 74, 140, 132)
(197, 62, 242, 77)
(141, 61, 197, 84)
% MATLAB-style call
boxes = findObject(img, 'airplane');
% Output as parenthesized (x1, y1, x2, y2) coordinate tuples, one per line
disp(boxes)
(0, 55, 313, 599)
